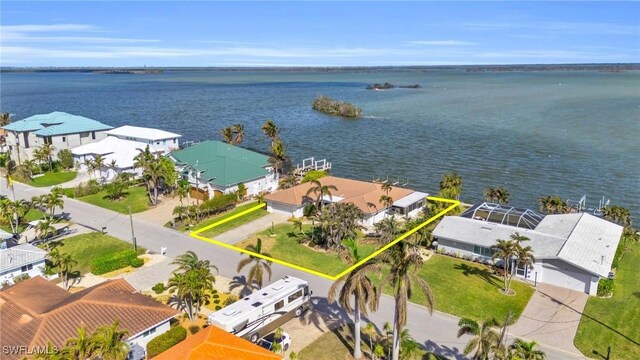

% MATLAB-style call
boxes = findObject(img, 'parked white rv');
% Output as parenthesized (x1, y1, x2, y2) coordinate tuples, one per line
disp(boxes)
(207, 276, 311, 343)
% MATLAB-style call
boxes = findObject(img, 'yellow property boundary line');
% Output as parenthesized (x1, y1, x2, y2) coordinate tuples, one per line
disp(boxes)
(190, 196, 460, 281)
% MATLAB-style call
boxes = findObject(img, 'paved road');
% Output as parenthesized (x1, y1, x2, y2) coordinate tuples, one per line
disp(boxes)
(4, 180, 585, 359)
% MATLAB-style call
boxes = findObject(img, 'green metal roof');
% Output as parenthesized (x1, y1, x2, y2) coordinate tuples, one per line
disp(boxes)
(170, 140, 271, 187)
(2, 112, 113, 136)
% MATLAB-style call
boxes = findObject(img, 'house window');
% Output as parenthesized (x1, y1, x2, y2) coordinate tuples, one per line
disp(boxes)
(62, 136, 66, 142)
(288, 290, 303, 303)
(21, 264, 33, 272)
(173, 139, 177, 144)
(163, 140, 166, 145)
(80, 132, 89, 138)
(473, 246, 495, 257)
(142, 327, 156, 337)
(274, 299, 284, 311)
(91, 132, 96, 140)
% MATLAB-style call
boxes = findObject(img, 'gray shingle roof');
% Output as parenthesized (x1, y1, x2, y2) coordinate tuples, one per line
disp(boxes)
(0, 244, 47, 273)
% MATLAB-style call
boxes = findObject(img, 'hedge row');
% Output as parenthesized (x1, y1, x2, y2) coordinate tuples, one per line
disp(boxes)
(90, 249, 143, 275)
(199, 193, 237, 216)
(147, 325, 187, 358)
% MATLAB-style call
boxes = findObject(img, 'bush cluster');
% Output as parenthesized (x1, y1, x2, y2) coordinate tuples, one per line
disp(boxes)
(597, 278, 614, 297)
(147, 325, 187, 358)
(71, 180, 103, 198)
(199, 194, 237, 216)
(90, 249, 142, 275)
(152, 282, 166, 294)
(312, 95, 362, 117)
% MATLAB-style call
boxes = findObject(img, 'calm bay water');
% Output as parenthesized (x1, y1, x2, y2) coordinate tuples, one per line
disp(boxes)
(2, 70, 639, 218)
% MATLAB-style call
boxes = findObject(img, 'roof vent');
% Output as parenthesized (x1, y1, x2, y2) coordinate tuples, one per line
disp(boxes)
(601, 255, 605, 265)
(262, 293, 268, 296)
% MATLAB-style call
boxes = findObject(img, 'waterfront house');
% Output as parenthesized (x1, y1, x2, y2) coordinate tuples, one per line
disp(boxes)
(169, 140, 278, 201)
(0, 243, 48, 285)
(432, 202, 623, 295)
(154, 324, 281, 360)
(2, 112, 112, 163)
(0, 276, 179, 360)
(264, 176, 428, 227)
(72, 125, 181, 181)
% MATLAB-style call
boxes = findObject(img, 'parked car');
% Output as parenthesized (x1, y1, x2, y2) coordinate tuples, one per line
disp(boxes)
(257, 332, 291, 352)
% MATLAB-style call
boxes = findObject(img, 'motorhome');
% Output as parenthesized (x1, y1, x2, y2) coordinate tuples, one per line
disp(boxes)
(208, 276, 311, 343)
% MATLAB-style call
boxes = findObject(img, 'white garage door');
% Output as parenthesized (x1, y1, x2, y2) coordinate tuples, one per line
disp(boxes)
(541, 262, 591, 293)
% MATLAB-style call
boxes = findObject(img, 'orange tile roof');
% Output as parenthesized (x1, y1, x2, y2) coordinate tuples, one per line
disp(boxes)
(154, 325, 282, 360)
(0, 276, 179, 360)
(264, 176, 414, 215)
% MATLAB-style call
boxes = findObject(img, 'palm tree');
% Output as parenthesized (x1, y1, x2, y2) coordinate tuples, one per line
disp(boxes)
(269, 140, 288, 175)
(510, 339, 546, 360)
(169, 251, 218, 321)
(362, 322, 379, 359)
(379, 194, 394, 216)
(374, 216, 400, 244)
(491, 239, 519, 293)
(134, 147, 173, 206)
(601, 205, 632, 227)
(92, 154, 106, 182)
(39, 143, 55, 172)
(483, 187, 511, 205)
(6, 199, 31, 234)
(537, 195, 569, 214)
(173, 205, 189, 225)
(32, 147, 46, 168)
(220, 126, 234, 143)
(65, 325, 92, 360)
(261, 119, 280, 145)
(381, 182, 392, 195)
(0, 112, 12, 127)
(44, 190, 64, 219)
(172, 250, 218, 273)
(305, 179, 338, 212)
(48, 248, 77, 290)
(457, 318, 501, 360)
(516, 244, 535, 278)
(328, 240, 380, 360)
(439, 172, 463, 200)
(89, 320, 130, 360)
(176, 179, 190, 206)
(232, 123, 245, 144)
(35, 219, 56, 239)
(237, 238, 273, 289)
(379, 241, 434, 360)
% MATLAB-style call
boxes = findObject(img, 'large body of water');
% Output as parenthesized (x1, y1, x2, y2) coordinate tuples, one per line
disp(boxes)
(2, 70, 639, 218)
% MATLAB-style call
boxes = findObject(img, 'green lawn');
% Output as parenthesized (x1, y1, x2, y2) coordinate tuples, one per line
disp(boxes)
(391, 255, 535, 322)
(574, 242, 640, 359)
(234, 223, 377, 277)
(79, 186, 150, 214)
(299, 324, 445, 360)
(45, 232, 144, 274)
(28, 171, 77, 187)
(0, 209, 46, 233)
(190, 202, 269, 237)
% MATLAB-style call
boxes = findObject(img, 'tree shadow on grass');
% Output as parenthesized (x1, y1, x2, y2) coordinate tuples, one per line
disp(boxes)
(454, 262, 499, 288)
(423, 340, 466, 360)
(299, 296, 351, 332)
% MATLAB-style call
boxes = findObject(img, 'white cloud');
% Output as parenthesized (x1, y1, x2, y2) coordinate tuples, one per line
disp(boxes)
(408, 40, 476, 46)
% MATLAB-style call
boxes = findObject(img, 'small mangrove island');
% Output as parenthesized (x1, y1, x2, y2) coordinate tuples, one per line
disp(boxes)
(312, 95, 362, 118)
(366, 82, 421, 90)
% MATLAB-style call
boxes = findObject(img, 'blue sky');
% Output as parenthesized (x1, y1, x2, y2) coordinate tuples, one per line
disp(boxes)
(1, 1, 639, 66)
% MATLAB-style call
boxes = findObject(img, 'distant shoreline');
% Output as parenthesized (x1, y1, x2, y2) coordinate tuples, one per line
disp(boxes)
(2, 63, 639, 73)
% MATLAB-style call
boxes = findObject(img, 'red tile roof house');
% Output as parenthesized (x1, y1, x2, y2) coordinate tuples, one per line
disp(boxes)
(0, 276, 178, 360)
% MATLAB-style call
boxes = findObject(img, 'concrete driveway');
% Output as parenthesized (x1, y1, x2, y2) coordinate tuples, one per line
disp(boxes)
(511, 283, 589, 357)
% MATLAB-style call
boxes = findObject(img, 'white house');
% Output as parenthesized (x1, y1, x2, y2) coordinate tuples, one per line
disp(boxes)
(264, 176, 428, 227)
(72, 125, 181, 181)
(0, 243, 48, 285)
(0, 277, 179, 360)
(1, 112, 112, 162)
(432, 202, 623, 295)
(169, 140, 278, 201)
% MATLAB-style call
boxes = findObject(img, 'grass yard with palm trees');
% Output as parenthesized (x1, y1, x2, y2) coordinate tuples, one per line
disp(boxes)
(574, 241, 640, 360)
(79, 186, 150, 213)
(28, 171, 77, 187)
(44, 232, 143, 274)
(188, 202, 269, 236)
(234, 223, 377, 277)
(377, 254, 535, 322)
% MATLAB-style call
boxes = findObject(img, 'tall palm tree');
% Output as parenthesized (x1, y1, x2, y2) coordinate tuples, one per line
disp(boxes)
(39, 143, 55, 172)
(483, 187, 511, 205)
(381, 182, 392, 195)
(232, 123, 245, 144)
(169, 251, 218, 321)
(491, 239, 519, 293)
(65, 325, 92, 360)
(7, 199, 30, 234)
(134, 147, 171, 206)
(35, 219, 56, 239)
(457, 318, 501, 360)
(92, 154, 106, 182)
(172, 250, 218, 273)
(48, 248, 77, 290)
(516, 244, 535, 278)
(379, 194, 394, 215)
(306, 179, 338, 212)
(261, 119, 280, 145)
(220, 126, 234, 143)
(89, 320, 130, 360)
(44, 190, 64, 219)
(379, 241, 434, 360)
(0, 112, 12, 127)
(32, 147, 46, 168)
(510, 339, 546, 360)
(439, 172, 463, 200)
(328, 241, 380, 360)
(237, 238, 273, 289)
(268, 140, 288, 175)
(601, 205, 632, 227)
(176, 179, 190, 206)
(374, 216, 400, 244)
(537, 195, 569, 214)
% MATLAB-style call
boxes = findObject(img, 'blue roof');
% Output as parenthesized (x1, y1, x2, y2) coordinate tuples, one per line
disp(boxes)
(2, 112, 113, 136)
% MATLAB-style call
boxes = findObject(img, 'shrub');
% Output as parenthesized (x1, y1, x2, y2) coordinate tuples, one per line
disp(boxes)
(301, 170, 328, 183)
(13, 273, 31, 284)
(312, 96, 362, 117)
(597, 278, 614, 297)
(215, 305, 222, 311)
(152, 282, 166, 294)
(105, 179, 128, 200)
(57, 149, 74, 170)
(188, 325, 200, 335)
(223, 294, 238, 306)
(199, 194, 237, 217)
(147, 325, 187, 358)
(90, 250, 141, 275)
(73, 180, 102, 197)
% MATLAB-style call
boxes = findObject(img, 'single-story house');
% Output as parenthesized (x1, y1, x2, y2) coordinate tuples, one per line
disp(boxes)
(264, 176, 428, 227)
(0, 276, 179, 360)
(2, 112, 112, 163)
(432, 202, 623, 295)
(154, 323, 281, 360)
(72, 125, 181, 181)
(169, 140, 278, 200)
(0, 243, 48, 285)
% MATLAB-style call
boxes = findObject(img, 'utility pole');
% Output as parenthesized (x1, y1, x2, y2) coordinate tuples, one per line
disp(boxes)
(129, 205, 137, 252)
